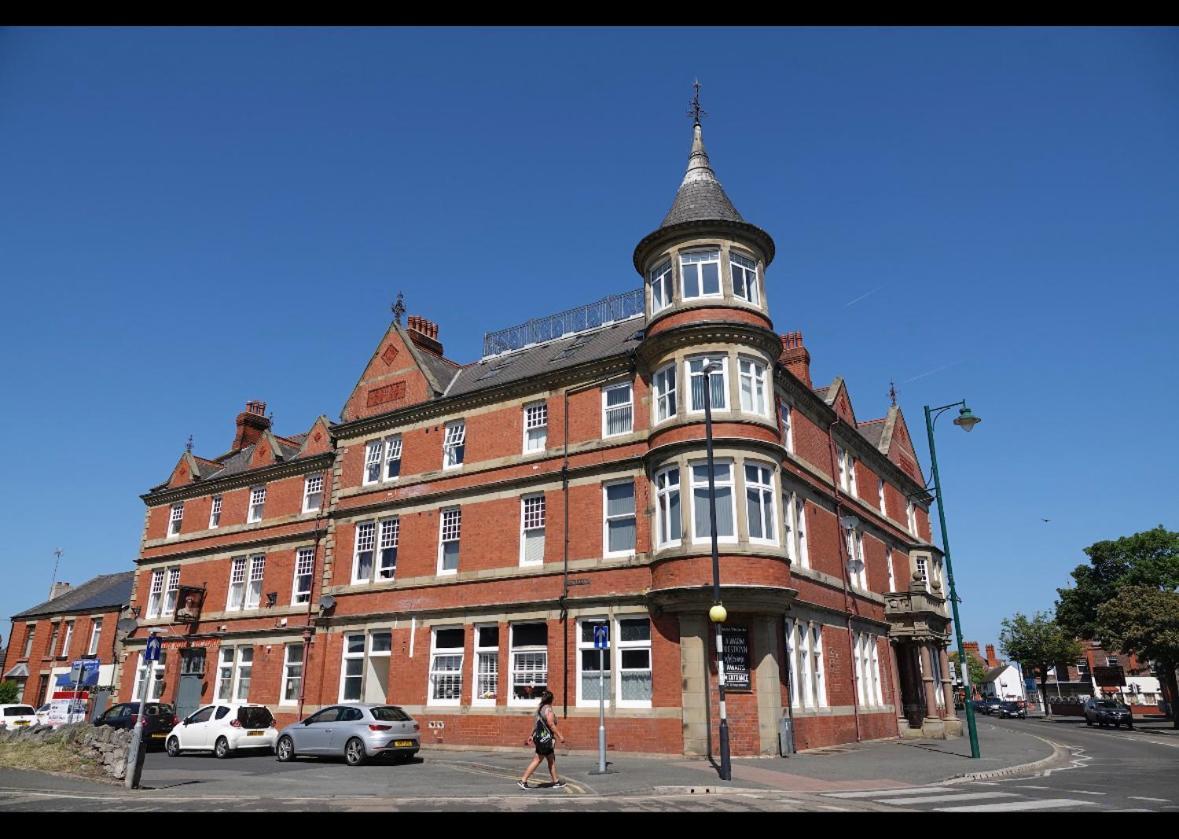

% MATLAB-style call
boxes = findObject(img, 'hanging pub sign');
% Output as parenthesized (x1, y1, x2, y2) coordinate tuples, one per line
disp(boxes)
(173, 586, 205, 624)
(721, 625, 752, 692)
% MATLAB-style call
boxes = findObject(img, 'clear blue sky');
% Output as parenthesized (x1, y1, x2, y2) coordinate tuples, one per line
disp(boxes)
(2, 27, 1176, 655)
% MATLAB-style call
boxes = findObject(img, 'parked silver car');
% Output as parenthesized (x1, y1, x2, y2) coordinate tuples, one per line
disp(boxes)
(275, 704, 420, 766)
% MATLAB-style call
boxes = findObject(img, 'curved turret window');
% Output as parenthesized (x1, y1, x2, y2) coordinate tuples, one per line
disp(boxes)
(653, 364, 677, 423)
(730, 252, 759, 304)
(654, 466, 682, 547)
(738, 357, 769, 416)
(686, 355, 728, 412)
(650, 260, 673, 312)
(690, 460, 735, 543)
(680, 250, 721, 299)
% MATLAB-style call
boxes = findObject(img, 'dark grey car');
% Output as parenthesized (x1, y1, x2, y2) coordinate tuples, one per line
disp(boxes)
(1084, 698, 1134, 729)
(275, 704, 421, 766)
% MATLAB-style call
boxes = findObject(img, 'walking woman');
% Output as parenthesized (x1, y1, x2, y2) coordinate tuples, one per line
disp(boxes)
(518, 689, 566, 789)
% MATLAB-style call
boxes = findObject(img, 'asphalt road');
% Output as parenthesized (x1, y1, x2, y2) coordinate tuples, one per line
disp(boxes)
(818, 717, 1179, 812)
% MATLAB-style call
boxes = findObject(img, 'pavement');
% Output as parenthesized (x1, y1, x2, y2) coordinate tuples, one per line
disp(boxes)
(0, 716, 1071, 810)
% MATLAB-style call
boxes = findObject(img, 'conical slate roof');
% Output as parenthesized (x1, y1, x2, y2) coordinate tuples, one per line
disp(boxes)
(660, 122, 745, 227)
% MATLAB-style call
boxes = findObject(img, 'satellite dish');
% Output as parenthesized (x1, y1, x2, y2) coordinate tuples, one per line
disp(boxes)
(319, 595, 336, 611)
(116, 617, 138, 635)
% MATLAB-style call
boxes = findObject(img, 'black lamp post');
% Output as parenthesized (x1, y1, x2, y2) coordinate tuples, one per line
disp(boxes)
(701, 359, 732, 781)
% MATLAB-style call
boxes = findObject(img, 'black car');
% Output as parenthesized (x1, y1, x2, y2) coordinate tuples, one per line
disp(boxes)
(997, 701, 1026, 719)
(974, 698, 1002, 715)
(94, 702, 177, 748)
(1084, 698, 1134, 729)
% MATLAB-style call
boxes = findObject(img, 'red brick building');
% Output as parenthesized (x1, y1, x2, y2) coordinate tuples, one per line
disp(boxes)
(118, 119, 961, 754)
(3, 573, 133, 708)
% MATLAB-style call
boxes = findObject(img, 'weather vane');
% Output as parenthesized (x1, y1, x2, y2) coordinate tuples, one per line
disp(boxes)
(889, 381, 898, 407)
(186, 434, 193, 453)
(688, 79, 707, 126)
(391, 291, 406, 326)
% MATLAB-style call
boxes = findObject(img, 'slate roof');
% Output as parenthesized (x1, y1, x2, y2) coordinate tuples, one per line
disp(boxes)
(445, 317, 645, 400)
(660, 123, 744, 228)
(858, 420, 886, 449)
(12, 572, 134, 620)
(983, 665, 1010, 683)
(419, 351, 460, 393)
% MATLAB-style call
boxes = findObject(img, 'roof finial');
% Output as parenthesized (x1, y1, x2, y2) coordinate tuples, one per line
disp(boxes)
(186, 434, 194, 453)
(889, 380, 898, 407)
(391, 291, 406, 326)
(688, 78, 707, 126)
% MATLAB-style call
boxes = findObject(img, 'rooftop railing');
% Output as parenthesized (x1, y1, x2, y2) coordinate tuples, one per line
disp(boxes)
(482, 288, 645, 357)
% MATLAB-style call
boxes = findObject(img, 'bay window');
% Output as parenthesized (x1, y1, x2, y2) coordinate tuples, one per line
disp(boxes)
(680, 250, 721, 299)
(730, 252, 759, 304)
(687, 356, 727, 412)
(691, 460, 735, 544)
(744, 462, 777, 544)
(738, 357, 768, 415)
(654, 466, 682, 547)
(653, 364, 677, 423)
(650, 259, 673, 312)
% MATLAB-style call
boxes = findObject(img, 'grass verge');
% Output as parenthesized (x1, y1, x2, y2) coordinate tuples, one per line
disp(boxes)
(0, 740, 110, 782)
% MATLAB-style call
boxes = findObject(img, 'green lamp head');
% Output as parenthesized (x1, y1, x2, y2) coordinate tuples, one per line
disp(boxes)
(953, 406, 981, 433)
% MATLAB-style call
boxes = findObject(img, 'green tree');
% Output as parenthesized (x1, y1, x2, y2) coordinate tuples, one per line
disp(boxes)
(949, 651, 987, 697)
(1056, 526, 1179, 640)
(0, 680, 19, 704)
(999, 612, 1082, 718)
(1095, 586, 1179, 729)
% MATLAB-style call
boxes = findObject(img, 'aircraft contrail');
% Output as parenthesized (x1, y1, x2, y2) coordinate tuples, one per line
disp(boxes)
(845, 287, 881, 307)
(902, 361, 961, 384)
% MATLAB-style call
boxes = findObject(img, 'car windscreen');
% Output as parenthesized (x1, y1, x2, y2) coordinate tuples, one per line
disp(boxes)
(146, 704, 174, 716)
(238, 706, 274, 729)
(4, 707, 35, 716)
(370, 706, 412, 722)
(1096, 701, 1120, 708)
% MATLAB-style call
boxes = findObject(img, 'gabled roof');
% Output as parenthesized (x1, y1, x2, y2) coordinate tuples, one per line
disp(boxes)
(444, 318, 644, 400)
(12, 572, 134, 620)
(983, 665, 1011, 683)
(858, 418, 886, 450)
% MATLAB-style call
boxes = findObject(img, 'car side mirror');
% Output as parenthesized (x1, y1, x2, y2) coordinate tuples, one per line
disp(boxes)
(182, 720, 190, 726)
(303, 719, 313, 726)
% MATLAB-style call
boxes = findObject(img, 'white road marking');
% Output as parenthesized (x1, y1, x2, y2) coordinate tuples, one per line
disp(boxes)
(1129, 796, 1170, 803)
(824, 787, 956, 799)
(1016, 785, 1054, 790)
(935, 798, 1100, 812)
(1065, 790, 1106, 796)
(875, 792, 1018, 806)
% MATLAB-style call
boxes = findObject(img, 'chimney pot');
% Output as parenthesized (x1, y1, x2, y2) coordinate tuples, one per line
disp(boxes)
(406, 313, 444, 356)
(232, 399, 272, 451)
(48, 581, 71, 601)
(779, 331, 812, 387)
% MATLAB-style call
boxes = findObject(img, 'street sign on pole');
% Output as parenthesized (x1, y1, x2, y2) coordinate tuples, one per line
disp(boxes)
(144, 634, 161, 662)
(126, 633, 159, 789)
(594, 624, 608, 775)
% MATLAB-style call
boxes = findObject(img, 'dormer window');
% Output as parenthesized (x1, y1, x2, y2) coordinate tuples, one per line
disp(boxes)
(730, 252, 759, 304)
(650, 260, 673, 312)
(680, 250, 721, 299)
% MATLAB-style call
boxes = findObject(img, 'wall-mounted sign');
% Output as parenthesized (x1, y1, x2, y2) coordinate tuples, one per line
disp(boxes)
(1093, 665, 1125, 687)
(173, 586, 205, 624)
(721, 625, 752, 692)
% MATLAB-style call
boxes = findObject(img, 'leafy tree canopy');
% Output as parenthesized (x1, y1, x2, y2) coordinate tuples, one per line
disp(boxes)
(0, 680, 19, 704)
(999, 612, 1082, 680)
(1096, 586, 1179, 728)
(949, 650, 987, 688)
(1056, 526, 1179, 640)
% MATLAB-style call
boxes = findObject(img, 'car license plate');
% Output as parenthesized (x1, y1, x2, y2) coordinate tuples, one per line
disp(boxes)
(151, 733, 166, 738)
(14, 721, 29, 726)
(247, 730, 264, 736)
(393, 740, 414, 747)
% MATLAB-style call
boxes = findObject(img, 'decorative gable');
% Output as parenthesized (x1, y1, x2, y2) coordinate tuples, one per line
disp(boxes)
(341, 323, 438, 422)
(828, 378, 857, 426)
(166, 453, 195, 488)
(297, 416, 334, 457)
(248, 431, 284, 469)
(887, 409, 925, 485)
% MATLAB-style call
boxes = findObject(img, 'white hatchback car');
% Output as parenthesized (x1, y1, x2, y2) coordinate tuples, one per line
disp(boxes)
(165, 703, 278, 758)
(0, 704, 39, 730)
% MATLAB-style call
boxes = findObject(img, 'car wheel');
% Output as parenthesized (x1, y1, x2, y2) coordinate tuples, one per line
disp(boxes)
(214, 736, 231, 759)
(166, 736, 181, 757)
(276, 736, 295, 762)
(344, 737, 366, 766)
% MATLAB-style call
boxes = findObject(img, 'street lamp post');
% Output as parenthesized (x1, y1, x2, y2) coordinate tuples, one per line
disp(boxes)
(702, 359, 732, 781)
(923, 400, 982, 760)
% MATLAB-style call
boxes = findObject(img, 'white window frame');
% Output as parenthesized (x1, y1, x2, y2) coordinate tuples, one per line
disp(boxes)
(603, 480, 637, 557)
(303, 473, 324, 513)
(785, 494, 809, 569)
(649, 259, 673, 312)
(247, 485, 266, 523)
(216, 646, 252, 702)
(744, 462, 778, 546)
(21, 624, 35, 659)
(280, 642, 303, 706)
(811, 623, 828, 709)
(209, 495, 222, 529)
(653, 363, 677, 424)
(906, 500, 918, 535)
(737, 356, 769, 416)
(878, 479, 887, 516)
(508, 622, 549, 707)
(442, 420, 466, 469)
(845, 528, 867, 590)
(168, 502, 184, 537)
(680, 249, 722, 299)
(133, 650, 166, 701)
(60, 620, 74, 657)
(339, 632, 366, 703)
(364, 440, 383, 485)
(163, 566, 180, 617)
(428, 627, 464, 706)
(602, 382, 633, 438)
(576, 616, 611, 708)
(614, 616, 653, 709)
(686, 355, 729, 413)
(855, 632, 867, 707)
(377, 517, 399, 581)
(886, 550, 895, 593)
(837, 447, 857, 497)
(384, 435, 403, 480)
(730, 251, 760, 304)
(520, 494, 546, 566)
(868, 635, 882, 706)
(352, 521, 376, 584)
(438, 507, 461, 575)
(226, 557, 247, 611)
(523, 401, 548, 453)
(87, 618, 102, 656)
(146, 569, 164, 619)
(472, 624, 499, 707)
(293, 547, 315, 605)
(244, 554, 265, 609)
(915, 556, 928, 584)
(690, 459, 737, 545)
(780, 401, 794, 454)
(785, 619, 799, 709)
(654, 466, 682, 548)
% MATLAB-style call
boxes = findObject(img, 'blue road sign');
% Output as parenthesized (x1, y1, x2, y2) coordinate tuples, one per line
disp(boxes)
(144, 634, 162, 662)
(594, 624, 609, 650)
(69, 659, 101, 686)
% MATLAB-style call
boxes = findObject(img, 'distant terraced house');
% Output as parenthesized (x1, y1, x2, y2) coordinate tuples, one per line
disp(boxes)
(118, 113, 959, 755)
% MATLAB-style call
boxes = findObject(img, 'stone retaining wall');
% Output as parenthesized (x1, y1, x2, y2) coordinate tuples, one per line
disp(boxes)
(0, 723, 133, 780)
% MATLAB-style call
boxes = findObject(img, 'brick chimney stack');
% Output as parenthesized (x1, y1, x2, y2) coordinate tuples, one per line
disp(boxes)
(232, 400, 271, 451)
(986, 644, 1000, 668)
(406, 314, 444, 357)
(48, 581, 71, 601)
(779, 331, 812, 387)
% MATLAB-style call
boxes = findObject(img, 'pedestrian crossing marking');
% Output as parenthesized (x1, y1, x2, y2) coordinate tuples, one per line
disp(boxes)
(824, 786, 955, 799)
(934, 798, 1100, 812)
(875, 792, 1018, 806)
